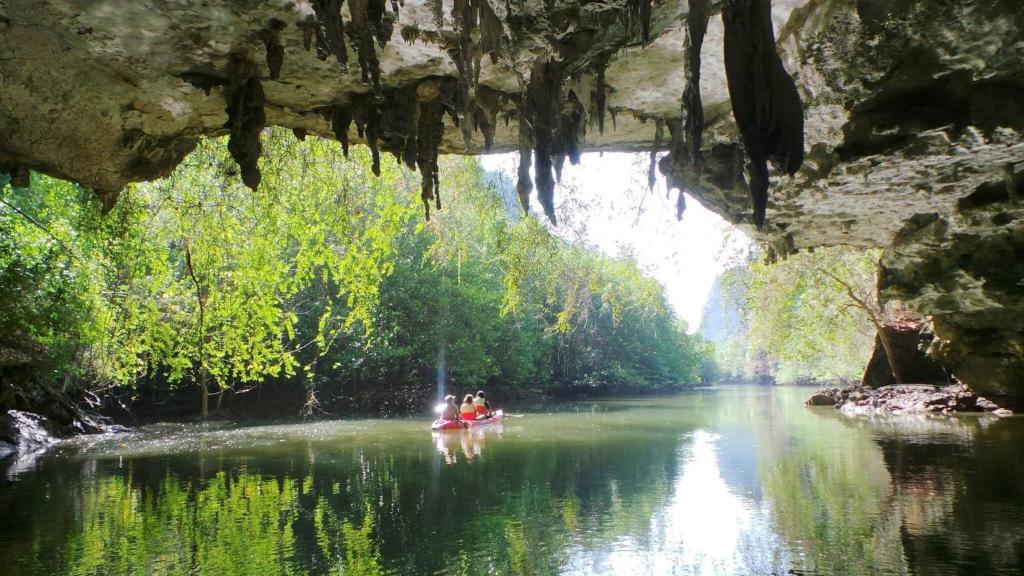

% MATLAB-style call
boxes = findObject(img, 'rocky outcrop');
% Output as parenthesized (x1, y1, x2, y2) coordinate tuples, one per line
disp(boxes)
(806, 384, 1013, 416)
(0, 1, 1022, 398)
(861, 321, 950, 388)
(0, 410, 59, 460)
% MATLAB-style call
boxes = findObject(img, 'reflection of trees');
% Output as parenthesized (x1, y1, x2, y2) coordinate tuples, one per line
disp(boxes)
(2, 425, 684, 576)
(749, 390, 909, 575)
(873, 417, 1024, 575)
(792, 401, 1024, 576)
(17, 391, 1020, 576)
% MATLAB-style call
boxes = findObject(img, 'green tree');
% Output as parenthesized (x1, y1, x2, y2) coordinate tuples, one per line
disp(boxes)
(705, 246, 880, 384)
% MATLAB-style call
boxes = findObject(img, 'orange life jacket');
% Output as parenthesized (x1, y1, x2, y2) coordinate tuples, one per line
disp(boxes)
(460, 403, 475, 419)
(473, 396, 489, 415)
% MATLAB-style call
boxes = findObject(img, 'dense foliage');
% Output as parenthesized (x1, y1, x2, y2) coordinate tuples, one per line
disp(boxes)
(700, 246, 880, 384)
(0, 131, 705, 418)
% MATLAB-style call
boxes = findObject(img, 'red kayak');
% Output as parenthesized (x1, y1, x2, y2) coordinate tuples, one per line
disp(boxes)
(431, 409, 503, 431)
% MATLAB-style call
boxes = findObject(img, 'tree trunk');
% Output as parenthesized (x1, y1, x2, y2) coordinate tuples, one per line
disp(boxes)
(200, 380, 209, 420)
(875, 323, 904, 384)
(185, 243, 208, 420)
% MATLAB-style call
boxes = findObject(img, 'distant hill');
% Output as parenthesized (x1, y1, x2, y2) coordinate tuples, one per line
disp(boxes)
(699, 270, 744, 343)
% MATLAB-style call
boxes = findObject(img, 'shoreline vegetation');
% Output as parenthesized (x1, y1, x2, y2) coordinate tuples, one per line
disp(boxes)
(1, 132, 707, 434)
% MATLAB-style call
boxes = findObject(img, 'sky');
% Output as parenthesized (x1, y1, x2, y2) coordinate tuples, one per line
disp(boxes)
(480, 152, 751, 332)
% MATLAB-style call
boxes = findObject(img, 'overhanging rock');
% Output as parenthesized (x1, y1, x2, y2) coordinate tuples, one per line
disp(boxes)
(0, 0, 1022, 398)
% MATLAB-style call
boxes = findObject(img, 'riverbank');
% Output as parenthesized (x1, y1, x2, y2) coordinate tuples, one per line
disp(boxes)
(806, 384, 1014, 416)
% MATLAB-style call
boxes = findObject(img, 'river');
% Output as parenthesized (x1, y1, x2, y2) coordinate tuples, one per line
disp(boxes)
(1, 386, 1022, 575)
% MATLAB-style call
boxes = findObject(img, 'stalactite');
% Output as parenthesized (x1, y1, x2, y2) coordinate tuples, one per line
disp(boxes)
(417, 96, 444, 219)
(330, 106, 352, 156)
(526, 61, 562, 224)
(554, 89, 585, 180)
(662, 118, 689, 218)
(660, 0, 710, 218)
(347, 0, 383, 89)
(553, 154, 566, 183)
(395, 89, 420, 170)
(516, 117, 533, 214)
(310, 0, 348, 71)
(224, 55, 266, 191)
(302, 23, 314, 52)
(263, 31, 284, 80)
(676, 181, 686, 219)
(365, 102, 382, 175)
(302, 0, 393, 90)
(648, 117, 663, 191)
(400, 24, 420, 44)
(723, 0, 804, 229)
(448, 0, 476, 147)
(478, 0, 502, 64)
(595, 62, 607, 134)
(682, 0, 709, 176)
(473, 86, 499, 151)
(638, 0, 652, 45)
(473, 85, 501, 150)
(366, 0, 393, 48)
(2, 165, 30, 188)
(573, 74, 592, 129)
(622, 0, 654, 45)
(97, 188, 121, 215)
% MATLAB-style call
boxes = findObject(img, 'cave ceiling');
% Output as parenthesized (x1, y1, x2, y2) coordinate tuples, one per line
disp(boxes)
(1, 0, 1023, 395)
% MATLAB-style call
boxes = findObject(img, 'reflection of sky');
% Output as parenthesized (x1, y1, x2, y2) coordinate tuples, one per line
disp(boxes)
(561, 430, 788, 575)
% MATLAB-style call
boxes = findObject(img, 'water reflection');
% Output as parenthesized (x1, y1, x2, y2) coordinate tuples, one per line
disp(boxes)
(432, 426, 501, 464)
(563, 430, 786, 575)
(2, 388, 1024, 575)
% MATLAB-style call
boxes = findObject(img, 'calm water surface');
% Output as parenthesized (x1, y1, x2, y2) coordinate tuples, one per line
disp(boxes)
(2, 386, 1023, 575)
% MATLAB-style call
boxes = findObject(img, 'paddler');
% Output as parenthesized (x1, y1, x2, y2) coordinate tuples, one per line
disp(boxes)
(460, 394, 477, 420)
(441, 395, 460, 421)
(473, 391, 492, 419)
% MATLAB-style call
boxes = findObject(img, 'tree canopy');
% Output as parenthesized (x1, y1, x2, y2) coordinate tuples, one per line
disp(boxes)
(1, 130, 706, 417)
(701, 246, 880, 384)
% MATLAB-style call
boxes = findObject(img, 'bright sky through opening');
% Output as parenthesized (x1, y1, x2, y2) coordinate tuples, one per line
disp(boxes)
(481, 152, 751, 332)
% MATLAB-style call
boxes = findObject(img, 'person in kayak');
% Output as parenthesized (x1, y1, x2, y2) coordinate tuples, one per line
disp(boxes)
(441, 395, 460, 421)
(460, 394, 477, 420)
(473, 391, 492, 418)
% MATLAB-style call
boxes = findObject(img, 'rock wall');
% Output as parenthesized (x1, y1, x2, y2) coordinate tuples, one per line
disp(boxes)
(860, 322, 950, 389)
(0, 0, 1021, 398)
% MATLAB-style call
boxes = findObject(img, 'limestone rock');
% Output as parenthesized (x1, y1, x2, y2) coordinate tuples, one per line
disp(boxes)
(861, 321, 950, 388)
(818, 384, 1011, 416)
(805, 389, 838, 406)
(0, 0, 1022, 399)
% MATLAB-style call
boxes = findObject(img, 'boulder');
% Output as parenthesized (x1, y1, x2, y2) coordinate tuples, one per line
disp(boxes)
(805, 390, 838, 406)
(822, 384, 1012, 416)
(0, 410, 59, 458)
